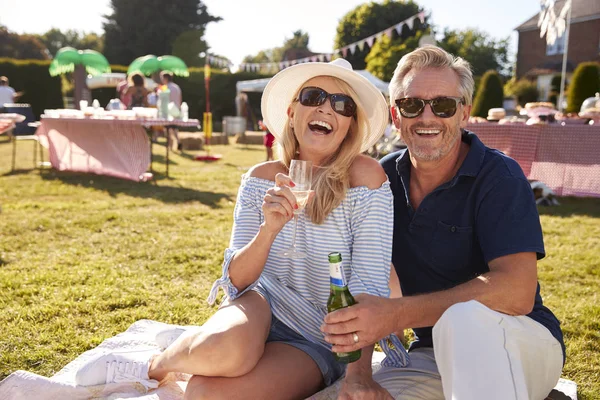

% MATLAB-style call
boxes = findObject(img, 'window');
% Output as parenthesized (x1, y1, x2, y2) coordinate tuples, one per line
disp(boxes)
(547, 32, 566, 55)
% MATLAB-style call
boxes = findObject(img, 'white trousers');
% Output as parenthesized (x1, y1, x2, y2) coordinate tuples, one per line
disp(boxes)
(373, 300, 564, 400)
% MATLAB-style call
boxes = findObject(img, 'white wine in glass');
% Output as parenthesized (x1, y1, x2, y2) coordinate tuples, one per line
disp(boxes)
(280, 160, 312, 258)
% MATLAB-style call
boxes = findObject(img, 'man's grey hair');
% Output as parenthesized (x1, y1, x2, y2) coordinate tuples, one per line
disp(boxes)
(388, 46, 475, 106)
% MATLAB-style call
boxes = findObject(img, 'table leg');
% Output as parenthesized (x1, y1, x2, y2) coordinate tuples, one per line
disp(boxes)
(150, 135, 154, 176)
(166, 128, 170, 178)
(11, 136, 16, 172)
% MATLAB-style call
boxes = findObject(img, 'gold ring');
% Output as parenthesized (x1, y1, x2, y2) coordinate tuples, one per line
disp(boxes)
(352, 332, 359, 343)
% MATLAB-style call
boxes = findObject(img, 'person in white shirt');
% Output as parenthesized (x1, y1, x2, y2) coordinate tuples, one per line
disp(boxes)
(159, 71, 182, 150)
(0, 76, 23, 109)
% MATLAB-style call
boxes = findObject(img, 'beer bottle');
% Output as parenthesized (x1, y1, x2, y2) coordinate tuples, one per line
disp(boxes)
(327, 252, 361, 363)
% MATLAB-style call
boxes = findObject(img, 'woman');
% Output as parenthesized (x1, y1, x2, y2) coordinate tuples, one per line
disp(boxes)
(125, 73, 149, 109)
(74, 59, 408, 399)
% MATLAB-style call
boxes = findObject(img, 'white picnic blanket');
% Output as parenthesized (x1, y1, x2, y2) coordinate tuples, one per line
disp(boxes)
(0, 319, 577, 400)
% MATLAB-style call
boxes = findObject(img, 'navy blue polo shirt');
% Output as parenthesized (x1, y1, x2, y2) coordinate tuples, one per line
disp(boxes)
(380, 131, 565, 361)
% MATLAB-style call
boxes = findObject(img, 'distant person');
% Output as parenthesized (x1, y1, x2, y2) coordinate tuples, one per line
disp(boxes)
(160, 71, 182, 107)
(0, 76, 24, 110)
(125, 73, 149, 109)
(259, 119, 275, 161)
(160, 71, 182, 150)
(116, 77, 132, 109)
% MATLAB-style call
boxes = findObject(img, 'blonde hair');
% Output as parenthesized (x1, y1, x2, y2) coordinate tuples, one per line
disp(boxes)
(389, 46, 475, 105)
(278, 77, 366, 225)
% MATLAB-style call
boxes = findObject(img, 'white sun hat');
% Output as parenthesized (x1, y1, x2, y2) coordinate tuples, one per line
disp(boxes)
(261, 58, 388, 153)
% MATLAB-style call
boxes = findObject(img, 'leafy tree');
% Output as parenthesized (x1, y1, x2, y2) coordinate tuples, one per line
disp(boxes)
(102, 0, 221, 65)
(437, 29, 509, 77)
(334, 0, 426, 70)
(566, 62, 600, 113)
(242, 30, 312, 74)
(38, 29, 104, 57)
(365, 29, 427, 81)
(0, 26, 49, 60)
(471, 70, 504, 117)
(172, 30, 209, 68)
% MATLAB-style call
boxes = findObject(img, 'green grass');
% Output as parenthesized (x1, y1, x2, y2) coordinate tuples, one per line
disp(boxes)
(0, 136, 599, 399)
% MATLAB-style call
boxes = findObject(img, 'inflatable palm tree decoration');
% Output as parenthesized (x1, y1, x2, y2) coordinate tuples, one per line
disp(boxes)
(127, 55, 189, 77)
(49, 47, 111, 109)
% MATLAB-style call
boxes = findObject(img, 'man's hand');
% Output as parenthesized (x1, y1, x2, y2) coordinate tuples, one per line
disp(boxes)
(321, 294, 398, 353)
(338, 374, 393, 400)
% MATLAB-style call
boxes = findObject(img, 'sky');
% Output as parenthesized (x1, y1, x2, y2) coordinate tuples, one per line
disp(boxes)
(1, 0, 542, 68)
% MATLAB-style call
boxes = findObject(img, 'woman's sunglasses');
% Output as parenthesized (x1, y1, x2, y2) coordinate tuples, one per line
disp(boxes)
(395, 97, 464, 118)
(298, 87, 357, 118)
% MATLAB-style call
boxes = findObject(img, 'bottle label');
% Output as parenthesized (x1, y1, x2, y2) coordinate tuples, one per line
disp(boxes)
(329, 261, 347, 287)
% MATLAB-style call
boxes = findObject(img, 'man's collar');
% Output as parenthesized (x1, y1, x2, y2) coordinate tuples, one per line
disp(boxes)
(394, 129, 485, 178)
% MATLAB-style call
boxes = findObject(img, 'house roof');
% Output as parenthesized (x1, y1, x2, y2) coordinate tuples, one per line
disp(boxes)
(524, 60, 576, 77)
(515, 0, 600, 31)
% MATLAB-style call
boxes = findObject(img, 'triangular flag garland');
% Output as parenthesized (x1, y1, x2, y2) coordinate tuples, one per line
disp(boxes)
(206, 11, 425, 73)
(205, 55, 233, 68)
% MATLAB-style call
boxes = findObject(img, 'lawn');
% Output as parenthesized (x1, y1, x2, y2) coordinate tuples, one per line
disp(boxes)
(0, 135, 599, 399)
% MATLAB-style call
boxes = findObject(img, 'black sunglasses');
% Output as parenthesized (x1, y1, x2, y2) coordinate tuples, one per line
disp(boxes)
(395, 97, 465, 118)
(298, 86, 357, 118)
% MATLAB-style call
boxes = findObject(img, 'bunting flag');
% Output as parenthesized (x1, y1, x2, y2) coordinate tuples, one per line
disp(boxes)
(234, 11, 425, 72)
(205, 55, 233, 69)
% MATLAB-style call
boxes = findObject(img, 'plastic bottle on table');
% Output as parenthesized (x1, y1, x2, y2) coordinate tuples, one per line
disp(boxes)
(180, 102, 189, 121)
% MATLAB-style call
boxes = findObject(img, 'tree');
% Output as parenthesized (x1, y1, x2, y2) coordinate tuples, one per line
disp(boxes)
(365, 30, 426, 81)
(37, 29, 104, 57)
(471, 70, 504, 117)
(437, 29, 510, 77)
(0, 26, 49, 60)
(172, 30, 209, 68)
(566, 62, 600, 113)
(102, 0, 221, 65)
(242, 30, 312, 74)
(334, 0, 426, 70)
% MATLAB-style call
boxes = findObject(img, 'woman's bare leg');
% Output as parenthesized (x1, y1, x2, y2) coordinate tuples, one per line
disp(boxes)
(149, 291, 271, 381)
(184, 341, 324, 400)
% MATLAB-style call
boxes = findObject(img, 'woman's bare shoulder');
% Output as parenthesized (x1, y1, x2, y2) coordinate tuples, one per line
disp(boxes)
(246, 160, 286, 181)
(349, 154, 387, 189)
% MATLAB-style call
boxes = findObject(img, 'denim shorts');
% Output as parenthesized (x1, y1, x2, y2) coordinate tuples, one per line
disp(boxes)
(266, 314, 346, 386)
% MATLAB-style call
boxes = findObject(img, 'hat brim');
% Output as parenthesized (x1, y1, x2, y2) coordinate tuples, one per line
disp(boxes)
(261, 62, 388, 153)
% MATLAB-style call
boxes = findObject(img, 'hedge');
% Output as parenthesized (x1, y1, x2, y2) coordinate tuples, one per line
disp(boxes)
(471, 70, 504, 118)
(566, 62, 600, 113)
(0, 58, 63, 119)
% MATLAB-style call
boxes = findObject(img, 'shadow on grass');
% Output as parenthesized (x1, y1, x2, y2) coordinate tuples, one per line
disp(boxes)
(39, 170, 232, 208)
(538, 197, 600, 218)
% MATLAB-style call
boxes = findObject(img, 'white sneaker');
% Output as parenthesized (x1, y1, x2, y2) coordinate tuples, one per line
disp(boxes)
(155, 327, 187, 350)
(75, 348, 159, 388)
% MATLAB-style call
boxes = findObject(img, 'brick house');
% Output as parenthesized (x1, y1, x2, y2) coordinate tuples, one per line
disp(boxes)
(515, 0, 600, 101)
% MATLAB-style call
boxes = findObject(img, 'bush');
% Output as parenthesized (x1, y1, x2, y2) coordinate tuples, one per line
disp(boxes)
(566, 62, 600, 113)
(504, 78, 539, 106)
(471, 70, 504, 117)
(0, 58, 63, 118)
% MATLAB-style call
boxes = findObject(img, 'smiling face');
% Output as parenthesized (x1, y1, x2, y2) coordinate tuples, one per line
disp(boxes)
(392, 67, 471, 162)
(288, 76, 356, 164)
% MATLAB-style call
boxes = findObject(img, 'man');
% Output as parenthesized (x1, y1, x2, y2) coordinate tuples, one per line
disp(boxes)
(0, 76, 23, 110)
(159, 71, 183, 151)
(321, 46, 564, 400)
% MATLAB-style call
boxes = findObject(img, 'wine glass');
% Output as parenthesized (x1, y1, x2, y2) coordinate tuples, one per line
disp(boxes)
(280, 159, 312, 258)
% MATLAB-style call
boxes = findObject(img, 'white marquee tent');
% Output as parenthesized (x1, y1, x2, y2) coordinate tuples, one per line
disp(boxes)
(235, 70, 389, 95)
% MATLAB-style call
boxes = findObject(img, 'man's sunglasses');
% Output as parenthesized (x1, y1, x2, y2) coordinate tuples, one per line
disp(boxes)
(298, 87, 357, 118)
(395, 97, 465, 118)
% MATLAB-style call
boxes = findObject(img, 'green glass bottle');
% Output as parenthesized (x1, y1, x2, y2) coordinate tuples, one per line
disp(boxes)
(326, 252, 361, 363)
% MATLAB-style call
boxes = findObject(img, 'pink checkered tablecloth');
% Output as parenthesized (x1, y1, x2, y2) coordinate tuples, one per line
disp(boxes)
(35, 117, 200, 181)
(467, 123, 600, 198)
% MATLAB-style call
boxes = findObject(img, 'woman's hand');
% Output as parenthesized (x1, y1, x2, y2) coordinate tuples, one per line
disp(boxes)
(261, 173, 297, 234)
